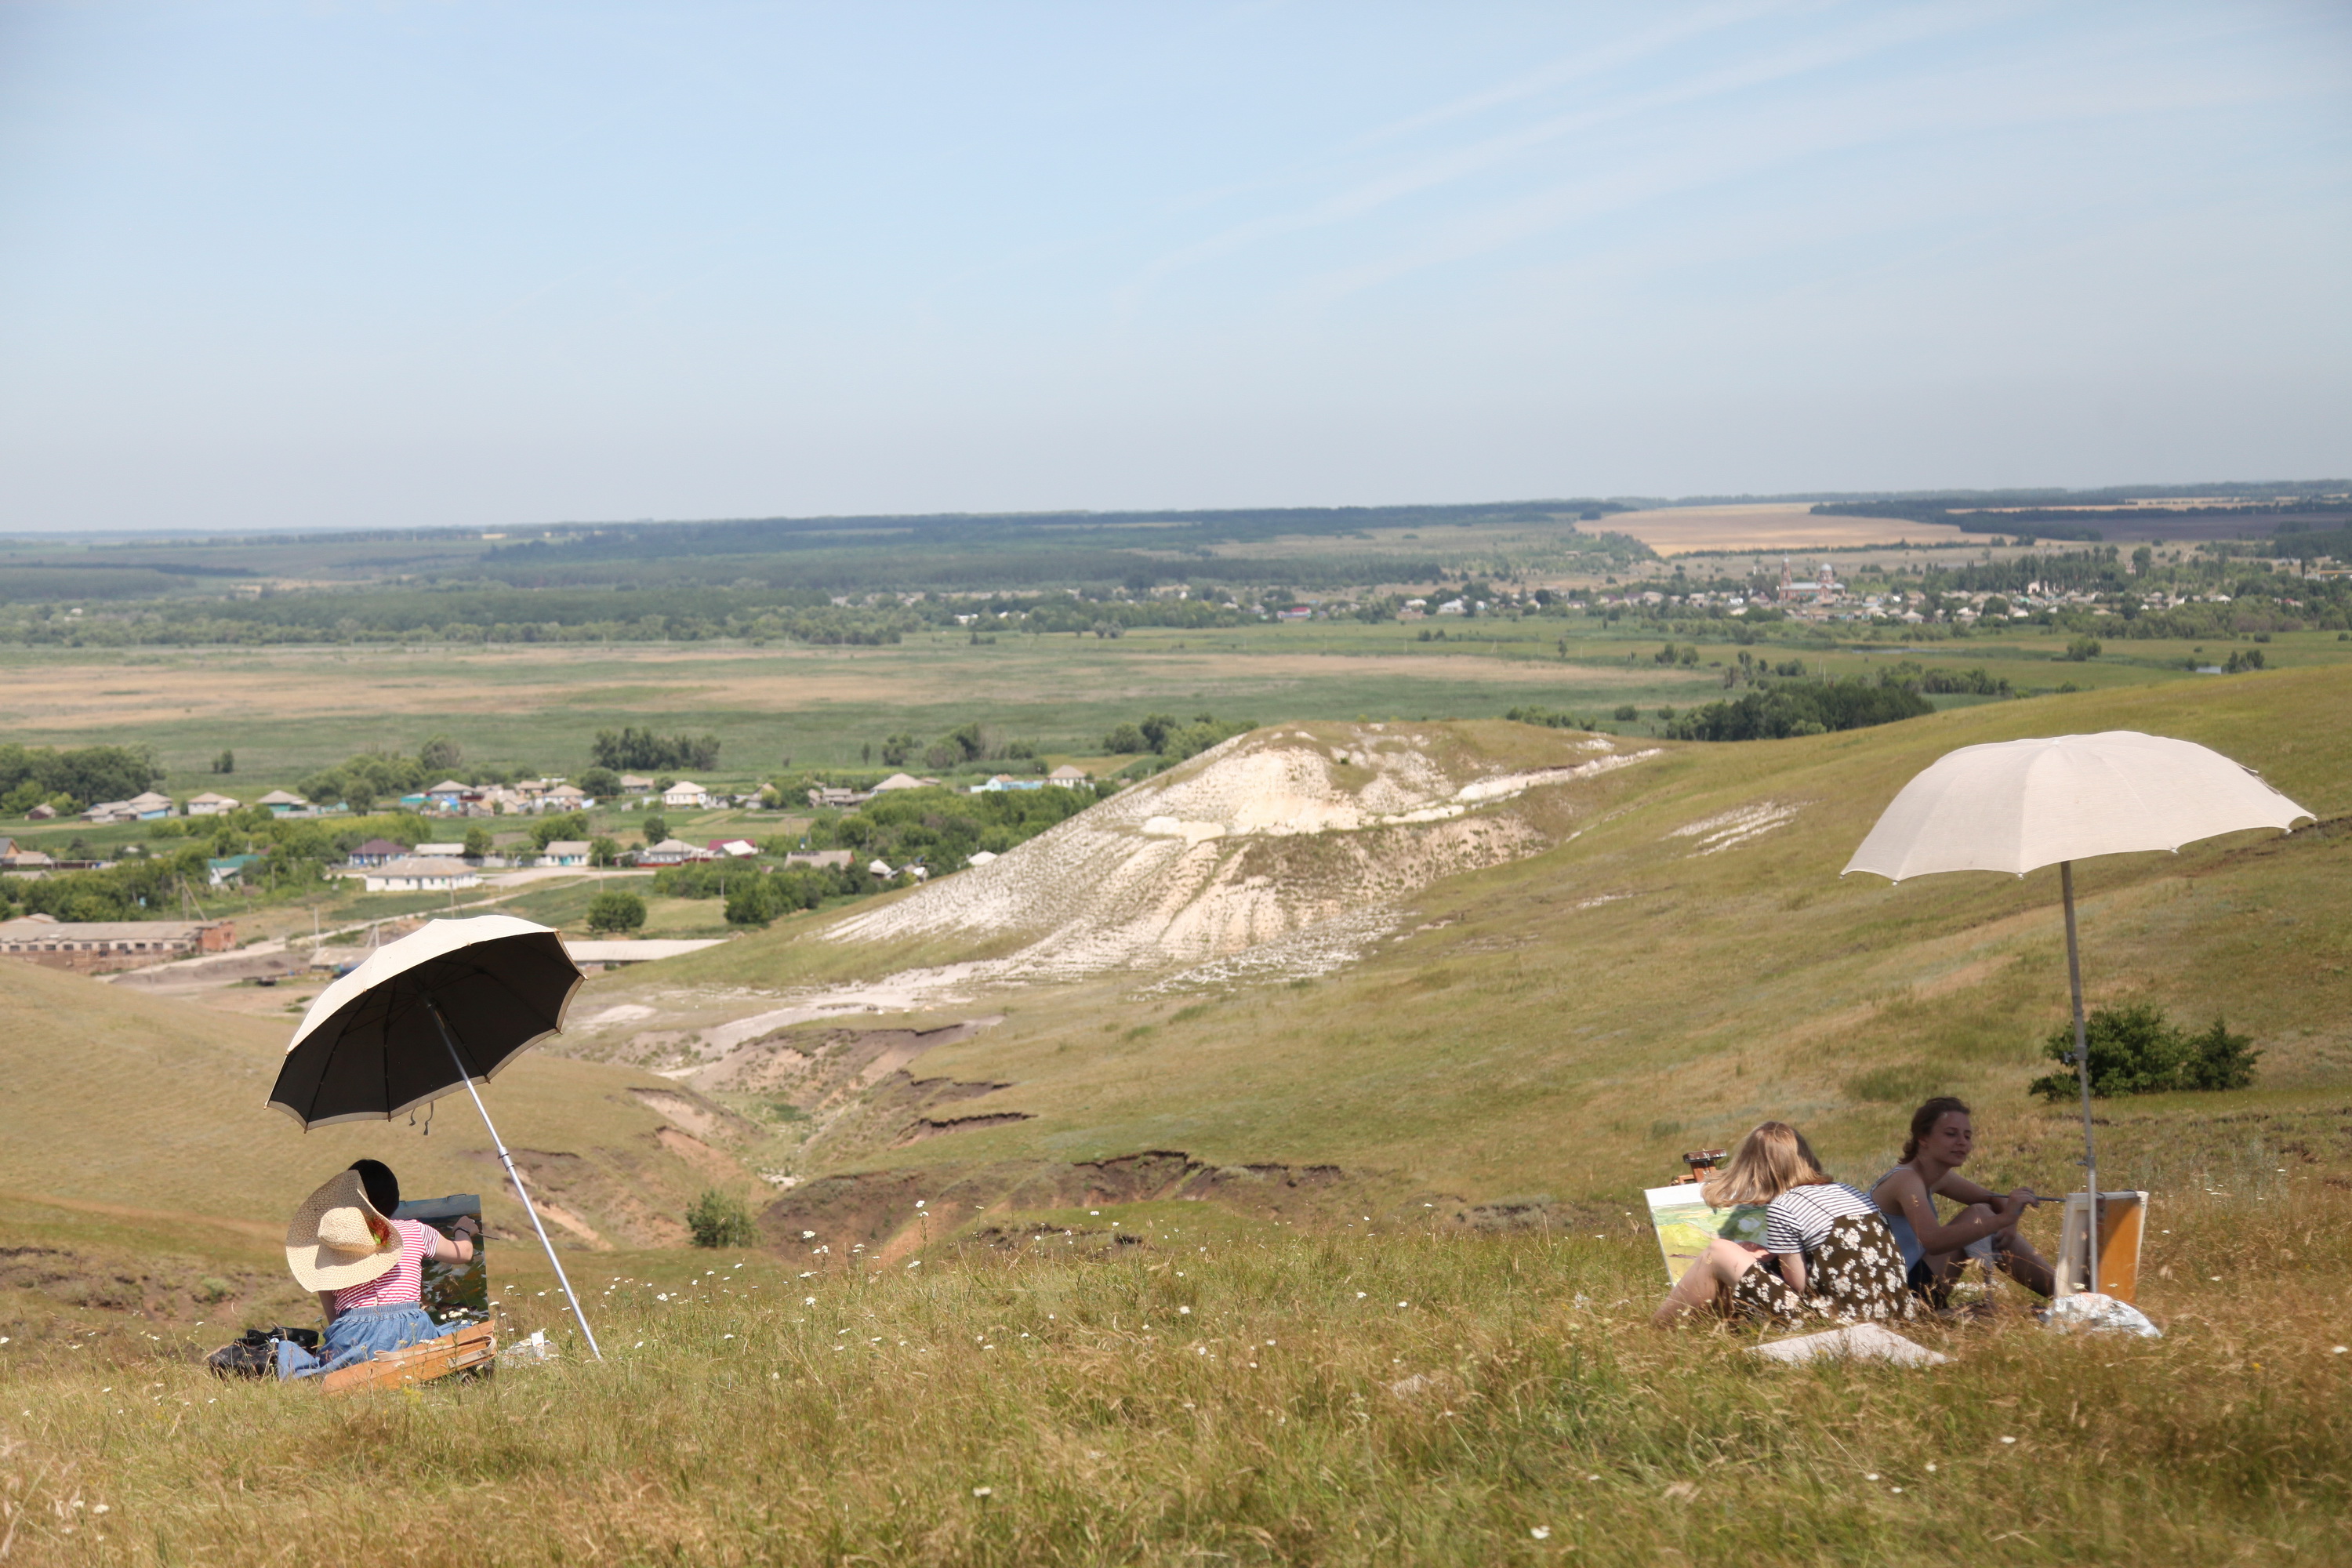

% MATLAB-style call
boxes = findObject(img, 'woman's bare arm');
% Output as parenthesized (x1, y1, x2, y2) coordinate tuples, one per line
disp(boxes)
(1875, 1167, 2014, 1255)
(428, 1214, 480, 1265)
(1929, 1169, 2002, 1205)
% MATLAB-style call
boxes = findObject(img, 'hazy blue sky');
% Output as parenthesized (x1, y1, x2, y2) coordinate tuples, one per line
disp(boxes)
(2, 2, 2347, 532)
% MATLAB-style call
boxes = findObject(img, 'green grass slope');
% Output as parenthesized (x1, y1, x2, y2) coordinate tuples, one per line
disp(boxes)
(642, 667, 2351, 1231)
(0, 956, 759, 1258)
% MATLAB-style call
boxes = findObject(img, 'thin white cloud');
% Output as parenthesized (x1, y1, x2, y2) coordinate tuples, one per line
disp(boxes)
(1120, 4, 1991, 302)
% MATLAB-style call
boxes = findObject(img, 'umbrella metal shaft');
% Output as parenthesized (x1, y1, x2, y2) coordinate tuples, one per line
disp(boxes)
(429, 1002, 604, 1361)
(2060, 861, 2099, 1297)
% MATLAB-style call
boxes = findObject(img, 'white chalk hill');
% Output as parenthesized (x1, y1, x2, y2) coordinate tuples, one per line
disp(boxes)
(828, 723, 1657, 986)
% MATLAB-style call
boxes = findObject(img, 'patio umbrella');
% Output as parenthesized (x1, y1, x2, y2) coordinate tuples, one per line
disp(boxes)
(268, 914, 602, 1359)
(1842, 731, 2313, 1292)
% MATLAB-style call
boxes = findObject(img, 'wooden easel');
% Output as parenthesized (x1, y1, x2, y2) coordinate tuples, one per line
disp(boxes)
(319, 1323, 496, 1396)
(2054, 1191, 2148, 1303)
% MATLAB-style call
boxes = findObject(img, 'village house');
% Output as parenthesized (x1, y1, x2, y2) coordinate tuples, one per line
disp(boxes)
(423, 780, 472, 813)
(184, 791, 241, 817)
(539, 840, 591, 868)
(805, 785, 871, 809)
(207, 853, 266, 887)
(0, 913, 237, 973)
(782, 849, 853, 870)
(361, 856, 481, 894)
(661, 779, 710, 811)
(619, 774, 655, 793)
(869, 773, 938, 795)
(347, 838, 408, 868)
(1047, 765, 1092, 788)
(257, 789, 309, 815)
(83, 790, 174, 824)
(706, 838, 758, 858)
(539, 783, 590, 811)
(412, 841, 466, 858)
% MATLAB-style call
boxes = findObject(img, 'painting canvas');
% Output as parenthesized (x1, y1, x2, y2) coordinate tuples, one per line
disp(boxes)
(1645, 1184, 1767, 1285)
(393, 1193, 487, 1325)
(2056, 1190, 2148, 1303)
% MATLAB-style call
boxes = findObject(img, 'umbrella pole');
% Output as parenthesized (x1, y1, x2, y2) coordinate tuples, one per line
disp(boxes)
(2060, 861, 2099, 1296)
(427, 1003, 605, 1361)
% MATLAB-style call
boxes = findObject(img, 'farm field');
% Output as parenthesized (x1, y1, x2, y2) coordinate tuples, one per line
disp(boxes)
(0, 619, 2343, 794)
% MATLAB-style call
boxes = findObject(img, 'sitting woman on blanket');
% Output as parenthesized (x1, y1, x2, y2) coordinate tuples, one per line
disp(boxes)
(278, 1159, 477, 1380)
(1870, 1096, 2054, 1305)
(1653, 1121, 1911, 1327)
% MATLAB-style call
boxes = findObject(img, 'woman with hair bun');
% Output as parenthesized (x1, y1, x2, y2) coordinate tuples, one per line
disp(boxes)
(277, 1158, 477, 1379)
(1653, 1121, 1911, 1328)
(1870, 1096, 2054, 1305)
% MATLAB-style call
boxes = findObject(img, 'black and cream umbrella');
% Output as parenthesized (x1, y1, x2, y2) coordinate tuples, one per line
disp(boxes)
(268, 913, 602, 1358)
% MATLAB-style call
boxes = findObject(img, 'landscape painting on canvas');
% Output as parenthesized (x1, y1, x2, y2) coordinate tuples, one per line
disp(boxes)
(1645, 1184, 1768, 1284)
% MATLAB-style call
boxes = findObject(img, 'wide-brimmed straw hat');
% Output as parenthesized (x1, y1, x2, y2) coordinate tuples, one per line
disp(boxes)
(285, 1170, 397, 1292)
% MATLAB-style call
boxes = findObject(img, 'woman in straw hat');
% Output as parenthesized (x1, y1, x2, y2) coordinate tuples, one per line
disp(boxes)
(278, 1159, 477, 1379)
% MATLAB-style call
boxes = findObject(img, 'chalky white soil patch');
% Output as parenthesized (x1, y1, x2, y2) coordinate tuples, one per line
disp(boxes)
(1668, 800, 1801, 855)
(826, 724, 1658, 984)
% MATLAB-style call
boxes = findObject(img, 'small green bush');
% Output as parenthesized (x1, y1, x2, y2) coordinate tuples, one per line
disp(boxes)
(685, 1189, 759, 1249)
(2029, 1002, 2258, 1100)
(585, 889, 647, 933)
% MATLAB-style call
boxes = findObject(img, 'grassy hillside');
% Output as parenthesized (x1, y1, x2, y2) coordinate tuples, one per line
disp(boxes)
(2, 670, 2346, 1566)
(554, 666, 2350, 1243)
(0, 954, 764, 1303)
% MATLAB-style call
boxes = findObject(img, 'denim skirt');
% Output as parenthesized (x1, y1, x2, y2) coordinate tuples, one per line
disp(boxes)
(275, 1304, 448, 1380)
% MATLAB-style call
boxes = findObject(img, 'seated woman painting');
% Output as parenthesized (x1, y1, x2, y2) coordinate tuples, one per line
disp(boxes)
(278, 1159, 478, 1380)
(1653, 1121, 1911, 1328)
(1871, 1096, 2054, 1305)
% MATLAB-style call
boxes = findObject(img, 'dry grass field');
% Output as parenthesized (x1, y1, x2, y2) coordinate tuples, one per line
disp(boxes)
(1592, 503, 1974, 556)
(5, 617, 2345, 795)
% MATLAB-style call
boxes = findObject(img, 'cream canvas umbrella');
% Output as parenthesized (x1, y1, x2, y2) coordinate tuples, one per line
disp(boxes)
(1843, 731, 2312, 1292)
(268, 914, 602, 1359)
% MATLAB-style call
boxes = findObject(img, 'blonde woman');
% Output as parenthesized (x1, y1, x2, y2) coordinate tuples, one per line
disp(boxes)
(1653, 1122, 1912, 1327)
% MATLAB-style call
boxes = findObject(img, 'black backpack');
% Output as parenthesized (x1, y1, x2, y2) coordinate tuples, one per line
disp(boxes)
(206, 1326, 321, 1379)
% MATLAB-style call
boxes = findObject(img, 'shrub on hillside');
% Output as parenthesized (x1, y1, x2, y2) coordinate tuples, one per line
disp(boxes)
(725, 875, 789, 927)
(1664, 678, 1931, 742)
(1503, 705, 1590, 730)
(685, 1189, 758, 1249)
(585, 890, 647, 933)
(2028, 1001, 2259, 1100)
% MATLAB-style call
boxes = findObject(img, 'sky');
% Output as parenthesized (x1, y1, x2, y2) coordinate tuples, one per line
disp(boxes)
(1, 2, 2347, 534)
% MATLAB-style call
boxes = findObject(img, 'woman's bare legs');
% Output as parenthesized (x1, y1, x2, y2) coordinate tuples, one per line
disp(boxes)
(1991, 1220, 2056, 1296)
(1920, 1203, 2056, 1298)
(1652, 1238, 1769, 1327)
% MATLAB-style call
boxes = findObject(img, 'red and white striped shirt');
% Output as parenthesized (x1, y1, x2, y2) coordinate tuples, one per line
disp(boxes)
(331, 1219, 437, 1312)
